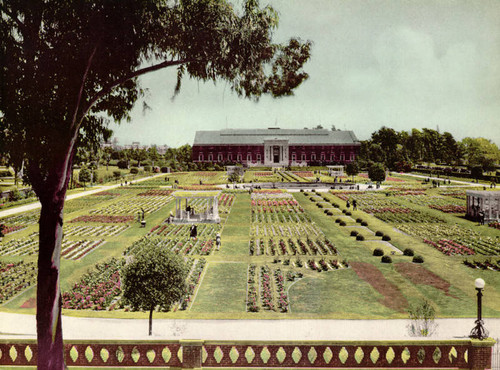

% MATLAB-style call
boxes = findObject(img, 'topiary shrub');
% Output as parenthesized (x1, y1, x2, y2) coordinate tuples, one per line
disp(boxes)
(130, 167, 139, 174)
(339, 221, 346, 226)
(300, 189, 304, 192)
(356, 218, 363, 223)
(373, 248, 384, 256)
(342, 209, 347, 214)
(375, 231, 384, 236)
(382, 235, 391, 241)
(361, 221, 368, 226)
(317, 204, 323, 208)
(160, 166, 169, 173)
(356, 235, 365, 241)
(326, 211, 332, 216)
(335, 218, 341, 223)
(350, 230, 358, 236)
(310, 198, 316, 202)
(403, 248, 415, 256)
(381, 255, 392, 263)
(332, 203, 339, 208)
(311, 189, 316, 192)
(345, 211, 352, 216)
(413, 255, 424, 263)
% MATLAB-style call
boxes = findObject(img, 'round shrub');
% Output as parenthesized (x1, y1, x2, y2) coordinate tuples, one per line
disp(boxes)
(403, 248, 415, 256)
(361, 221, 368, 226)
(382, 235, 391, 241)
(342, 209, 347, 214)
(413, 255, 424, 263)
(345, 211, 352, 216)
(335, 218, 341, 223)
(381, 255, 392, 263)
(356, 235, 365, 241)
(160, 166, 170, 173)
(356, 218, 363, 223)
(332, 203, 339, 208)
(375, 231, 384, 237)
(324, 209, 329, 214)
(373, 248, 384, 256)
(339, 221, 346, 226)
(311, 189, 316, 192)
(143, 165, 152, 172)
(300, 189, 304, 192)
(130, 167, 139, 174)
(350, 230, 359, 237)
(326, 211, 333, 216)
(317, 204, 323, 208)
(310, 198, 316, 202)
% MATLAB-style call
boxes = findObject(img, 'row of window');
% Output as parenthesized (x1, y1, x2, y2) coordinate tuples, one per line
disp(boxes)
(197, 153, 355, 162)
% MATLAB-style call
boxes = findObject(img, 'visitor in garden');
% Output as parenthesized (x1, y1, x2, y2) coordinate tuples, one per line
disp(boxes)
(479, 211, 485, 225)
(352, 199, 357, 210)
(346, 200, 350, 209)
(190, 224, 197, 239)
(216, 233, 221, 251)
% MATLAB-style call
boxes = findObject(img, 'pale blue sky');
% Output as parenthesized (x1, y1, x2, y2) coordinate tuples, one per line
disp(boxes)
(111, 0, 500, 147)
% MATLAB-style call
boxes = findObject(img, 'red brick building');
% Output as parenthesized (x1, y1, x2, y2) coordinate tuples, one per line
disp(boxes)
(192, 128, 360, 166)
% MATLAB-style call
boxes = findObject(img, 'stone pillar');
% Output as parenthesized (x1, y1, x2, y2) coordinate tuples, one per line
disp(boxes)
(180, 340, 204, 369)
(468, 338, 496, 370)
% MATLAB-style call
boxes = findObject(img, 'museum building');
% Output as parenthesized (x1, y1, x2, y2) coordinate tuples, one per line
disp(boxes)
(192, 128, 361, 166)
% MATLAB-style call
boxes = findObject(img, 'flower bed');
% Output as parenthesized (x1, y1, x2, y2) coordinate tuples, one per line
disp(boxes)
(0, 261, 37, 304)
(423, 239, 475, 256)
(489, 222, 500, 230)
(0, 211, 39, 234)
(137, 189, 174, 196)
(93, 191, 121, 197)
(463, 259, 500, 271)
(62, 258, 124, 310)
(63, 225, 129, 237)
(61, 239, 106, 260)
(428, 204, 466, 213)
(0, 233, 38, 256)
(88, 195, 172, 215)
(69, 215, 134, 223)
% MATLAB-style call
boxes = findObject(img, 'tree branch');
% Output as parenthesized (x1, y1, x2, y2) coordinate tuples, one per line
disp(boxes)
(77, 58, 197, 131)
(70, 45, 98, 133)
(0, 4, 29, 37)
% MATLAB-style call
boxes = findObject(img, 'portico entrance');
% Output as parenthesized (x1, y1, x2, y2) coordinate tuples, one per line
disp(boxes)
(264, 139, 289, 166)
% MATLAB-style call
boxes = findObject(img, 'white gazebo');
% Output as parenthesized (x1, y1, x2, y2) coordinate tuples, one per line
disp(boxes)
(327, 165, 344, 177)
(466, 190, 500, 222)
(172, 191, 221, 224)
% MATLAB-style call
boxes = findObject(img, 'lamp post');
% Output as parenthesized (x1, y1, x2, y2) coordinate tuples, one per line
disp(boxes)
(470, 278, 489, 340)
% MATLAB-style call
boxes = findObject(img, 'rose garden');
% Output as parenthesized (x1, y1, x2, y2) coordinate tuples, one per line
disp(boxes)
(0, 170, 499, 324)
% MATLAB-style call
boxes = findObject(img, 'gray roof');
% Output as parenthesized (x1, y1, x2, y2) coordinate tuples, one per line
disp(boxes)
(193, 128, 360, 146)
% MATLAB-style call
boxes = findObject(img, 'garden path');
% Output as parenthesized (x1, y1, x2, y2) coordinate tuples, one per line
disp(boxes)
(0, 312, 499, 341)
(0, 173, 165, 218)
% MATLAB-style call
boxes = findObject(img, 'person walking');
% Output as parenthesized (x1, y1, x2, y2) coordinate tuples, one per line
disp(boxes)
(216, 233, 221, 251)
(352, 199, 357, 211)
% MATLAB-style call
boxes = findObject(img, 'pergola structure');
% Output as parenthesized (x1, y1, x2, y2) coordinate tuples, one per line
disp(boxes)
(327, 165, 344, 177)
(466, 190, 500, 222)
(172, 191, 221, 224)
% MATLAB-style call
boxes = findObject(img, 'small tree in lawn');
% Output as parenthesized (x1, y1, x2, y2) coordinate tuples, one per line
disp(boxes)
(407, 299, 437, 337)
(368, 163, 386, 183)
(122, 245, 188, 336)
(78, 166, 92, 189)
(345, 162, 359, 182)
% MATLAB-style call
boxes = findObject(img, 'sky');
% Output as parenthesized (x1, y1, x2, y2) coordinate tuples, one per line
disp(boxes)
(111, 0, 500, 148)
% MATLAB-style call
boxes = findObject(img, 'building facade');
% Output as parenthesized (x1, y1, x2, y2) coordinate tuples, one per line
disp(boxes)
(192, 128, 360, 166)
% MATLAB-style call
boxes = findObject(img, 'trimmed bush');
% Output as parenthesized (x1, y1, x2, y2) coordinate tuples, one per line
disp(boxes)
(335, 218, 341, 223)
(356, 218, 363, 223)
(356, 235, 365, 241)
(375, 231, 384, 237)
(361, 221, 368, 226)
(345, 211, 352, 216)
(143, 165, 152, 172)
(317, 204, 323, 208)
(113, 170, 122, 179)
(311, 189, 316, 192)
(373, 248, 384, 256)
(332, 203, 339, 208)
(326, 211, 333, 216)
(310, 198, 316, 202)
(300, 189, 304, 192)
(403, 248, 415, 256)
(130, 167, 139, 174)
(160, 166, 169, 173)
(413, 255, 424, 263)
(350, 230, 359, 236)
(339, 221, 346, 226)
(382, 235, 391, 241)
(342, 209, 347, 214)
(381, 255, 392, 263)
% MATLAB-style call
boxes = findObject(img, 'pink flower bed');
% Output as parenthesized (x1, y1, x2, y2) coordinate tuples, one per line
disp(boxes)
(424, 239, 474, 256)
(93, 191, 120, 197)
(69, 215, 134, 223)
(489, 222, 500, 230)
(429, 205, 466, 213)
(293, 171, 314, 177)
(138, 189, 173, 196)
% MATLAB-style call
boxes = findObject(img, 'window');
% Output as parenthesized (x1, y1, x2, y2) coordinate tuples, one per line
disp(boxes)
(247, 153, 252, 162)
(257, 154, 261, 162)
(218, 154, 223, 162)
(311, 153, 316, 161)
(301, 153, 306, 161)
(320, 154, 325, 161)
(198, 154, 204, 161)
(330, 153, 335, 161)
(228, 154, 232, 161)
(208, 154, 213, 161)
(350, 153, 355, 161)
(291, 153, 296, 161)
(237, 154, 242, 162)
(340, 153, 345, 162)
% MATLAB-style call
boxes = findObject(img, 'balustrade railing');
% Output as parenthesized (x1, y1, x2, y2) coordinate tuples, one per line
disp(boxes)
(0, 338, 495, 369)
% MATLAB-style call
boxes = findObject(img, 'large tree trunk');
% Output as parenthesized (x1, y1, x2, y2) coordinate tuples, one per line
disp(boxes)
(32, 152, 73, 369)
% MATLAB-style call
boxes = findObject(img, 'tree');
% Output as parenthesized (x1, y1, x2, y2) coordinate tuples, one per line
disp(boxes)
(78, 166, 92, 188)
(0, 0, 311, 367)
(121, 244, 188, 336)
(368, 163, 386, 183)
(345, 162, 359, 181)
